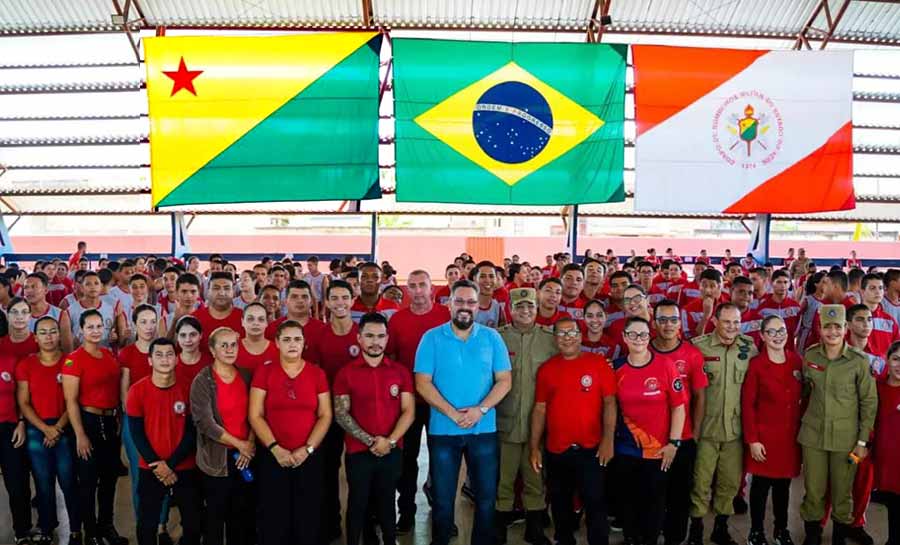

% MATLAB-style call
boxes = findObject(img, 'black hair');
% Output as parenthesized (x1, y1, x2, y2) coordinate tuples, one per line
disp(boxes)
(826, 270, 849, 291)
(653, 299, 680, 319)
(538, 277, 562, 289)
(861, 272, 883, 291)
(79, 308, 103, 329)
(275, 319, 304, 340)
(847, 303, 871, 321)
(175, 315, 202, 335)
(699, 269, 723, 284)
(149, 337, 176, 354)
(26, 272, 49, 287)
(714, 302, 740, 319)
(326, 279, 354, 299)
(176, 273, 201, 289)
(132, 303, 158, 326)
(359, 312, 389, 330)
(209, 271, 234, 283)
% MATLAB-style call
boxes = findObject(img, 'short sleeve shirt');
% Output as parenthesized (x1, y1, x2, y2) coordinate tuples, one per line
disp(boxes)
(118, 343, 151, 387)
(251, 362, 329, 450)
(651, 340, 708, 440)
(61, 347, 121, 409)
(15, 355, 66, 420)
(414, 323, 511, 436)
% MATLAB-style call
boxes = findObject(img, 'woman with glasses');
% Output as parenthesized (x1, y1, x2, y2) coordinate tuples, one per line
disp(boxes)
(1, 297, 39, 362)
(192, 326, 257, 545)
(174, 316, 212, 387)
(16, 316, 81, 544)
(249, 320, 331, 545)
(740, 315, 803, 545)
(61, 309, 128, 545)
(612, 317, 686, 545)
(0, 298, 34, 544)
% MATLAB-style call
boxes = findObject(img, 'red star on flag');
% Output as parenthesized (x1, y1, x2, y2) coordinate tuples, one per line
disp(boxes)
(163, 57, 203, 97)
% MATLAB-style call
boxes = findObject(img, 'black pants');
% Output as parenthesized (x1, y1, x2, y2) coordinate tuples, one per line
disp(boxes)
(884, 491, 900, 545)
(323, 423, 345, 535)
(137, 468, 202, 545)
(664, 439, 697, 545)
(346, 450, 402, 545)
(619, 455, 669, 545)
(201, 452, 256, 545)
(397, 403, 429, 518)
(749, 476, 791, 532)
(75, 411, 121, 536)
(0, 422, 32, 539)
(546, 446, 609, 545)
(258, 448, 324, 545)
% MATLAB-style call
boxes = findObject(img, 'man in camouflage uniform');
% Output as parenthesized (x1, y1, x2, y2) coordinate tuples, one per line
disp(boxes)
(688, 303, 758, 545)
(496, 288, 557, 545)
(799, 305, 878, 545)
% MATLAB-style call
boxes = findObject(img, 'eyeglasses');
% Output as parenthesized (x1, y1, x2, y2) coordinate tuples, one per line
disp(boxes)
(655, 316, 679, 325)
(623, 294, 647, 305)
(554, 330, 580, 339)
(763, 327, 788, 337)
(624, 331, 651, 341)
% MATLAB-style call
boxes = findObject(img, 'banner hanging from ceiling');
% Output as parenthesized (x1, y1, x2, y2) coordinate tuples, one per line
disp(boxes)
(145, 32, 382, 208)
(632, 45, 855, 214)
(393, 39, 627, 205)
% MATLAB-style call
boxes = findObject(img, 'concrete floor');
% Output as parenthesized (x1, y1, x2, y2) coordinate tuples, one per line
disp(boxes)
(0, 447, 889, 545)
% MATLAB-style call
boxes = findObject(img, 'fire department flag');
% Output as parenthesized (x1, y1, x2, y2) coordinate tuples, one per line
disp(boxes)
(632, 46, 855, 214)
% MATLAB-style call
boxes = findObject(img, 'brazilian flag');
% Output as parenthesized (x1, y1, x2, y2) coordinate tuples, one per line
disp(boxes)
(394, 39, 626, 205)
(145, 33, 382, 208)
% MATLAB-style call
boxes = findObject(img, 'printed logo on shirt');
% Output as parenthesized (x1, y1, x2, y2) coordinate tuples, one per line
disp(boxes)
(0, 371, 11, 382)
(56, 373, 63, 383)
(896, 404, 900, 412)
(349, 345, 360, 357)
(64, 359, 74, 367)
(173, 401, 187, 415)
(672, 378, 684, 392)
(674, 359, 687, 375)
(644, 377, 661, 396)
(580, 374, 593, 388)
(390, 384, 400, 397)
(264, 360, 273, 366)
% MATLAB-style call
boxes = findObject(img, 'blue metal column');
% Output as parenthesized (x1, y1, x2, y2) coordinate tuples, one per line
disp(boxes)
(0, 211, 13, 258)
(171, 212, 192, 258)
(565, 205, 579, 259)
(370, 212, 378, 262)
(747, 213, 772, 264)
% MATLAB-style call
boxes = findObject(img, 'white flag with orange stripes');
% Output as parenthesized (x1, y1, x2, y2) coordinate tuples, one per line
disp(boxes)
(632, 45, 855, 214)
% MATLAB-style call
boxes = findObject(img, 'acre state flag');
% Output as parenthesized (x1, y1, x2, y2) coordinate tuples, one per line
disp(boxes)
(145, 33, 382, 208)
(633, 46, 854, 214)
(394, 39, 626, 205)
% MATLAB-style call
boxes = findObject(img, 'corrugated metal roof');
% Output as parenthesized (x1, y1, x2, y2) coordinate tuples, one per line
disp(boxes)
(0, 0, 116, 33)
(372, 0, 595, 29)
(140, 0, 363, 27)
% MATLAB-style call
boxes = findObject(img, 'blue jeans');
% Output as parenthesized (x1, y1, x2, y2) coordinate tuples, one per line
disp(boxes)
(429, 432, 499, 545)
(122, 415, 170, 525)
(26, 421, 80, 533)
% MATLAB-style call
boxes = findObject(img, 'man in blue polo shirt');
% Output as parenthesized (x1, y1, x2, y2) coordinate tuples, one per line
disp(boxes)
(415, 279, 512, 545)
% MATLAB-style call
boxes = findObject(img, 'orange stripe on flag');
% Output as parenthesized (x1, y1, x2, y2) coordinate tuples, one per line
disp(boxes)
(633, 45, 768, 137)
(724, 122, 854, 214)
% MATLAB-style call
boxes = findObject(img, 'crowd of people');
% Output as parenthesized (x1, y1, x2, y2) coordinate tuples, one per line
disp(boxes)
(0, 241, 898, 545)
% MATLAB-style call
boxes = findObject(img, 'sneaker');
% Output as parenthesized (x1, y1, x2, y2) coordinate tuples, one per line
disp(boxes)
(396, 514, 415, 535)
(748, 529, 769, 545)
(14, 538, 33, 545)
(509, 509, 526, 526)
(845, 526, 874, 545)
(773, 528, 795, 545)
(84, 537, 104, 545)
(610, 518, 624, 533)
(99, 525, 128, 545)
(32, 535, 52, 545)
(157, 532, 174, 545)
(712, 519, 738, 545)
(733, 497, 749, 515)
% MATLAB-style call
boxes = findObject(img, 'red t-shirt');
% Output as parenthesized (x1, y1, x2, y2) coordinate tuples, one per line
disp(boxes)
(874, 381, 900, 494)
(612, 355, 686, 459)
(558, 295, 587, 321)
(214, 370, 250, 441)
(756, 295, 801, 349)
(125, 377, 195, 470)
(579, 331, 622, 362)
(386, 305, 451, 373)
(236, 340, 279, 372)
(251, 362, 329, 450)
(175, 351, 213, 389)
(536, 309, 572, 328)
(0, 335, 39, 363)
(118, 343, 151, 387)
(432, 285, 451, 306)
(535, 353, 617, 454)
(868, 305, 900, 358)
(191, 306, 244, 352)
(306, 322, 360, 384)
(0, 354, 18, 423)
(61, 347, 121, 409)
(350, 297, 400, 323)
(651, 340, 708, 440)
(264, 317, 325, 361)
(332, 358, 414, 454)
(15, 354, 65, 420)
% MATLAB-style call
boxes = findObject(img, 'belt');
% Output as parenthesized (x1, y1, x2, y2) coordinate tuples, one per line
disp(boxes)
(83, 407, 118, 416)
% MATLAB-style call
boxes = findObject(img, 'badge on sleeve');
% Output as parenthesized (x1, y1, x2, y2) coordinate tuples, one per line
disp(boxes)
(173, 401, 187, 415)
(672, 378, 684, 392)
(349, 345, 360, 357)
(0, 371, 11, 382)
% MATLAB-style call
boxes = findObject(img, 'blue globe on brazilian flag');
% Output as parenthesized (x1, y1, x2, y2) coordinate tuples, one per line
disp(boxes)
(394, 39, 627, 205)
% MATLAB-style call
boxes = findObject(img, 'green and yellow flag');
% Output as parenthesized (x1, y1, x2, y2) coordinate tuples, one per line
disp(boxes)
(145, 33, 382, 207)
(394, 39, 626, 205)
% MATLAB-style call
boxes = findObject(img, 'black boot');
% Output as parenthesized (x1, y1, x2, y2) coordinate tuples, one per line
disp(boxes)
(495, 511, 509, 545)
(524, 511, 551, 545)
(844, 525, 874, 545)
(711, 516, 738, 545)
(99, 525, 128, 545)
(832, 522, 848, 545)
(802, 521, 823, 545)
(687, 518, 705, 545)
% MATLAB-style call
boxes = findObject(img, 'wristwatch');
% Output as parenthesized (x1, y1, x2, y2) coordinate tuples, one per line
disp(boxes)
(305, 445, 315, 455)
(479, 406, 489, 415)
(389, 439, 398, 449)
(668, 439, 682, 448)
(857, 440, 868, 448)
